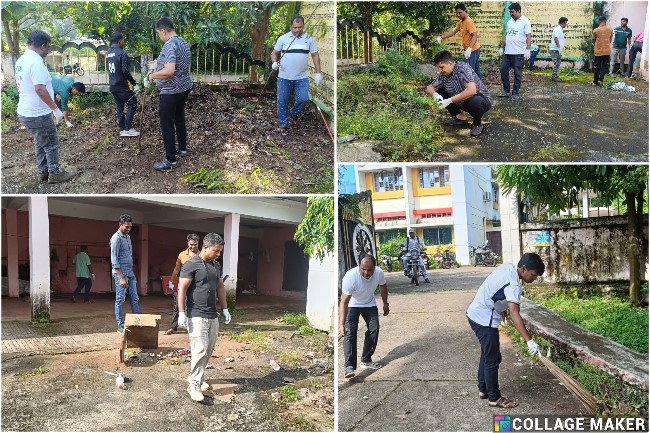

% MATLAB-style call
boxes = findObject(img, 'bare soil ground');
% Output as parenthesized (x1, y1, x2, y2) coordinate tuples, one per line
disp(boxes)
(1, 84, 334, 194)
(1, 309, 334, 432)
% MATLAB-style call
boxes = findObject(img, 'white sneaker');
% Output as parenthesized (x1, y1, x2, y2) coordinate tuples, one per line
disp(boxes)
(120, 128, 140, 137)
(187, 382, 205, 402)
(201, 382, 210, 392)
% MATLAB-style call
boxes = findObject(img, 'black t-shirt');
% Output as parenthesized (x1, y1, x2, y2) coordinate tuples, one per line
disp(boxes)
(180, 255, 221, 319)
(107, 44, 136, 92)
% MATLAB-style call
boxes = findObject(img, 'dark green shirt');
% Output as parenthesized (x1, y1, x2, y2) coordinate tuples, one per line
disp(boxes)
(613, 26, 632, 49)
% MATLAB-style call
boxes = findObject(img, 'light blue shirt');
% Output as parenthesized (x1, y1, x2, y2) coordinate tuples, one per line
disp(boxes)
(110, 229, 134, 277)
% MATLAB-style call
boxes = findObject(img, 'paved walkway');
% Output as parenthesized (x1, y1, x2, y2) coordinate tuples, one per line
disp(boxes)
(338, 276, 589, 432)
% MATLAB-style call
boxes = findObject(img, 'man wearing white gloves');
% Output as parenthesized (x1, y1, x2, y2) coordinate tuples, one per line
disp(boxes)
(436, 3, 482, 79)
(425, 50, 492, 137)
(177, 232, 231, 402)
(15, 30, 75, 183)
(498, 2, 531, 100)
(466, 252, 545, 409)
(549, 17, 569, 82)
(165, 233, 200, 335)
(270, 15, 322, 131)
(50, 73, 85, 128)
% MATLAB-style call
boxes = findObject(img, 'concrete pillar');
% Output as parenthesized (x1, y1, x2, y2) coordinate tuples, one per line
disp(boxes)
(223, 213, 240, 308)
(139, 223, 149, 296)
(500, 190, 522, 265)
(306, 252, 335, 331)
(28, 196, 51, 322)
(5, 209, 20, 298)
(450, 165, 470, 264)
(403, 164, 414, 226)
(582, 193, 589, 219)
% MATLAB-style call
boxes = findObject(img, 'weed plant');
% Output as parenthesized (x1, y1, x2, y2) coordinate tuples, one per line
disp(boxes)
(338, 50, 444, 160)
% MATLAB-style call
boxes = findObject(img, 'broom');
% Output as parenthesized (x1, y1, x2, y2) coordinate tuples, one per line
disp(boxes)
(538, 353, 599, 414)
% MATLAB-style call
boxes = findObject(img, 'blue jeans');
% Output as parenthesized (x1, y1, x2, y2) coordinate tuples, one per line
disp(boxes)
(528, 49, 540, 71)
(343, 306, 380, 369)
(17, 113, 61, 175)
(469, 318, 502, 402)
(467, 48, 482, 80)
(276, 77, 310, 127)
(500, 54, 525, 95)
(113, 273, 140, 329)
(112, 89, 137, 131)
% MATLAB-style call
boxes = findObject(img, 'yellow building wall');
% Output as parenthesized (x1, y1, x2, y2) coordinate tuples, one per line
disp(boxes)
(373, 198, 406, 215)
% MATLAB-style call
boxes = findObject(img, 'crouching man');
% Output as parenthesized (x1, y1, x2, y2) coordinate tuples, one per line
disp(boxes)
(425, 50, 492, 137)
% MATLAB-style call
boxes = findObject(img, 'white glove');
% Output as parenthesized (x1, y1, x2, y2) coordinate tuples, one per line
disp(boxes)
(271, 62, 279, 70)
(178, 312, 187, 329)
(65, 120, 73, 128)
(559, 49, 563, 55)
(314, 73, 322, 87)
(52, 108, 64, 124)
(133, 84, 140, 93)
(524, 49, 531, 60)
(527, 339, 540, 356)
(436, 36, 442, 44)
(222, 308, 231, 324)
(168, 281, 174, 290)
(91, 273, 95, 280)
(439, 98, 452, 109)
(432, 92, 444, 102)
(498, 48, 504, 57)
(464, 47, 472, 59)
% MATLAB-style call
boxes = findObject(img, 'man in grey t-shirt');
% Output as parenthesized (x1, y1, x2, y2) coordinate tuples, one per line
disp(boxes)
(177, 233, 231, 402)
(270, 15, 322, 131)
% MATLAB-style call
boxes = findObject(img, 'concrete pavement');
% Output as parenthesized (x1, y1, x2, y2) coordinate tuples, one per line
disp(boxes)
(338, 268, 588, 432)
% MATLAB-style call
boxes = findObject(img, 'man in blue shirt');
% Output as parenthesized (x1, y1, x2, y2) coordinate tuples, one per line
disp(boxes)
(50, 73, 85, 128)
(610, 18, 632, 76)
(109, 214, 140, 333)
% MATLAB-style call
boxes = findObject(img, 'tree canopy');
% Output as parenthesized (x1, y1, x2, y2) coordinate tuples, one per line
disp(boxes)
(294, 197, 334, 263)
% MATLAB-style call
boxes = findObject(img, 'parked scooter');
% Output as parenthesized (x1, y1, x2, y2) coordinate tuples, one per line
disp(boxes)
(380, 254, 393, 272)
(469, 242, 497, 267)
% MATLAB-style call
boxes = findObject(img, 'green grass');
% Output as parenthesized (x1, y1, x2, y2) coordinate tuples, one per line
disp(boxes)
(531, 143, 582, 161)
(279, 312, 310, 327)
(288, 417, 317, 431)
(526, 290, 648, 354)
(338, 50, 445, 161)
(277, 350, 303, 367)
(226, 329, 265, 344)
(279, 385, 300, 402)
(14, 367, 47, 379)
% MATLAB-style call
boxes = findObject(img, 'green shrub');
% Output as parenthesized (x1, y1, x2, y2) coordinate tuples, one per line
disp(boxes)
(279, 385, 300, 402)
(378, 235, 407, 258)
(527, 291, 648, 354)
(70, 91, 114, 110)
(279, 312, 309, 327)
(1, 82, 19, 118)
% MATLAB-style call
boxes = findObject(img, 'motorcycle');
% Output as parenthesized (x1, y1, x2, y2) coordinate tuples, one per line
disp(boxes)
(380, 254, 393, 272)
(440, 249, 458, 269)
(402, 247, 426, 286)
(63, 62, 85, 76)
(470, 242, 497, 267)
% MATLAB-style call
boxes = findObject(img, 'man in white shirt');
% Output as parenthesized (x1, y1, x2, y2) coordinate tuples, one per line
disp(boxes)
(15, 30, 75, 184)
(339, 254, 389, 379)
(497, 2, 532, 100)
(466, 253, 544, 409)
(550, 17, 569, 82)
(270, 15, 322, 131)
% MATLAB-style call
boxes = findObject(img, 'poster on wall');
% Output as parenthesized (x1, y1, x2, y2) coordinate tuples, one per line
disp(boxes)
(445, 2, 506, 59)
(301, 1, 335, 113)
(527, 231, 551, 247)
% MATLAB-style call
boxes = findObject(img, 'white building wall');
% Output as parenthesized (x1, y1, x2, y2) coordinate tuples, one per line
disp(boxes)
(28, 196, 51, 321)
(607, 1, 648, 75)
(451, 166, 471, 264)
(413, 195, 453, 211)
(306, 252, 336, 331)
(499, 190, 522, 265)
(373, 197, 407, 215)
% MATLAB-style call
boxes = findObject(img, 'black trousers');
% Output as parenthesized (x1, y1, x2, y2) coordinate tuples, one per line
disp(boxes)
(593, 55, 609, 84)
(159, 89, 190, 163)
(112, 89, 137, 131)
(72, 277, 92, 302)
(628, 42, 643, 77)
(469, 318, 502, 402)
(343, 306, 380, 369)
(438, 88, 492, 126)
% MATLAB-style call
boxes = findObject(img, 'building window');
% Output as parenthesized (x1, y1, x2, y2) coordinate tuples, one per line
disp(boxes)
(377, 229, 403, 245)
(422, 227, 453, 246)
(376, 216, 406, 223)
(419, 166, 449, 188)
(373, 170, 403, 192)
(419, 211, 452, 218)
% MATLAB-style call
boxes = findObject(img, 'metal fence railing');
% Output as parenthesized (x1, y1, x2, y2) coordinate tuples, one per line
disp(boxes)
(337, 19, 425, 66)
(45, 41, 268, 88)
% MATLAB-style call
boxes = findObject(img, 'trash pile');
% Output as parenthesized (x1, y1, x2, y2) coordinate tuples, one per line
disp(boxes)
(611, 81, 636, 92)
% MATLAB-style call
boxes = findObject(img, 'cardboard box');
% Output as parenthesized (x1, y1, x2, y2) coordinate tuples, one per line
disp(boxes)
(125, 313, 162, 349)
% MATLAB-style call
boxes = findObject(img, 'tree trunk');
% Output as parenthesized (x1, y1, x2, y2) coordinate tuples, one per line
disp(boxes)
(2, 19, 17, 53)
(249, 4, 271, 83)
(361, 4, 373, 63)
(625, 191, 641, 306)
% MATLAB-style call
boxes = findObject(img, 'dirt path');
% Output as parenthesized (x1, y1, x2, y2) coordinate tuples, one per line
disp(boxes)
(1, 309, 334, 431)
(1, 84, 334, 194)
(337, 71, 648, 163)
